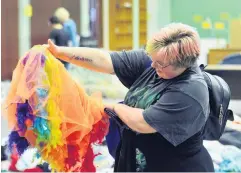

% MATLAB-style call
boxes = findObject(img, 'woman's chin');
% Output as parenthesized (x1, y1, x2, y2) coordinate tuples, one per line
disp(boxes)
(157, 72, 165, 79)
(157, 71, 171, 79)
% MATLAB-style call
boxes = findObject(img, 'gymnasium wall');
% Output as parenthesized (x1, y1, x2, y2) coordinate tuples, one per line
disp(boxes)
(171, 0, 241, 40)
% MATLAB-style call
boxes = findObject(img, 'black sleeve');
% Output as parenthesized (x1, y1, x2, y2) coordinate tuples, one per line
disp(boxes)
(49, 30, 56, 42)
(143, 89, 207, 146)
(110, 50, 152, 88)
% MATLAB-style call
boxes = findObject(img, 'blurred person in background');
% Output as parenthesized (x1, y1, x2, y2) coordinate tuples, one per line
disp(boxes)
(48, 16, 70, 69)
(46, 23, 214, 172)
(220, 53, 241, 64)
(54, 7, 78, 47)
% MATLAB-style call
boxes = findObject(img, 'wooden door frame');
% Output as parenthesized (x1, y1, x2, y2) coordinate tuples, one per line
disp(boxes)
(1, 0, 19, 80)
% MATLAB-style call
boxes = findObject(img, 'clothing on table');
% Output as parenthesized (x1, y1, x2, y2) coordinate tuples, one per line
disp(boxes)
(219, 127, 241, 149)
(204, 140, 241, 172)
(110, 50, 214, 172)
(1, 146, 7, 161)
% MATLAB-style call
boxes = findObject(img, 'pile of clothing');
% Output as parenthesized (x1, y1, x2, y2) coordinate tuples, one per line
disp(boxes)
(204, 117, 241, 172)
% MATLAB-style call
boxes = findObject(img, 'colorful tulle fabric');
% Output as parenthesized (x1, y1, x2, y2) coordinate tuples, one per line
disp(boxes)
(2, 45, 109, 172)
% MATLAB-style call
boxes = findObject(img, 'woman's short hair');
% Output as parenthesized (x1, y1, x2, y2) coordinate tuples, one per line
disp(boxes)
(49, 16, 61, 24)
(54, 7, 70, 23)
(146, 23, 200, 68)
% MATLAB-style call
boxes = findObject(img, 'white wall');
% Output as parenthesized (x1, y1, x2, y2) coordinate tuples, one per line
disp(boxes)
(18, 0, 31, 58)
(102, 0, 109, 50)
(132, 0, 140, 49)
(80, 0, 91, 37)
(147, 0, 171, 39)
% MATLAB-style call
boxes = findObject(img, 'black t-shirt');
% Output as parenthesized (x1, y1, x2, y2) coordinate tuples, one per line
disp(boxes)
(110, 50, 214, 172)
(49, 28, 69, 46)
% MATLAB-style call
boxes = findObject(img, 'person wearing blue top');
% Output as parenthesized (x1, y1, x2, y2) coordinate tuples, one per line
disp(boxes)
(55, 7, 78, 47)
(48, 16, 70, 69)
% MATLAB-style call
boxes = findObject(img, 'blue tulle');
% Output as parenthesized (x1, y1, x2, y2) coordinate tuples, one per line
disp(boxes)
(33, 117, 50, 140)
(36, 88, 48, 99)
(33, 87, 50, 140)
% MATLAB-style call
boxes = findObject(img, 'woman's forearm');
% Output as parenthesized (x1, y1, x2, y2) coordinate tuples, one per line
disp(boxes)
(113, 104, 156, 133)
(58, 47, 115, 74)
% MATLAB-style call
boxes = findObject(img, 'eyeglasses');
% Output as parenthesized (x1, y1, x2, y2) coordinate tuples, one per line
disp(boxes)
(152, 61, 170, 69)
(145, 51, 170, 69)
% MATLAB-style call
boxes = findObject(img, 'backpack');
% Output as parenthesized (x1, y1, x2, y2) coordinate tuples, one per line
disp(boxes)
(200, 64, 234, 140)
(105, 64, 234, 158)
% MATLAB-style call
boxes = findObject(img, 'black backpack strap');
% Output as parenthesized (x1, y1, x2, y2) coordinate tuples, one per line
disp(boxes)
(199, 64, 207, 71)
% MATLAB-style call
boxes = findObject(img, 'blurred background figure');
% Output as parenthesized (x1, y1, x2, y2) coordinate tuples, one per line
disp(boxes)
(48, 15, 70, 69)
(220, 53, 241, 65)
(54, 7, 78, 47)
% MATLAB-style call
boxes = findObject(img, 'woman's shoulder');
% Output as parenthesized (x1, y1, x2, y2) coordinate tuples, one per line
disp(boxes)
(169, 73, 209, 107)
(173, 65, 208, 90)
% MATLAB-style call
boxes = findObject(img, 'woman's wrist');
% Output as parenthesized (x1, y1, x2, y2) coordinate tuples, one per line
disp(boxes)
(58, 47, 69, 57)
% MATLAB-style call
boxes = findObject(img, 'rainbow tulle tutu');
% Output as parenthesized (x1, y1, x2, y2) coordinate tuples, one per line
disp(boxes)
(2, 45, 109, 172)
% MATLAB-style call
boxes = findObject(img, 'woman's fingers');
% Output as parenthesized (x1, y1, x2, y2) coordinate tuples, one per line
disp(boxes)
(48, 39, 54, 46)
(47, 39, 58, 55)
(48, 39, 54, 49)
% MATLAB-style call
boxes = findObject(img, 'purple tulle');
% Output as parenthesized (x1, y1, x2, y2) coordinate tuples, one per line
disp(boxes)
(9, 131, 29, 155)
(22, 53, 30, 66)
(41, 54, 46, 67)
(22, 53, 45, 67)
(17, 102, 34, 132)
